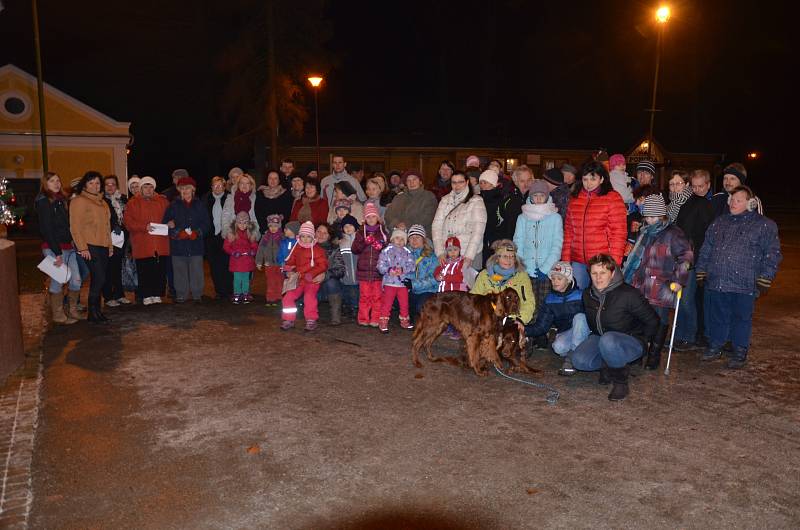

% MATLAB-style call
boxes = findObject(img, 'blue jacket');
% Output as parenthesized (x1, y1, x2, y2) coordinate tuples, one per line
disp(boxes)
(696, 210, 782, 295)
(163, 198, 211, 257)
(525, 285, 584, 337)
(276, 236, 296, 266)
(513, 204, 563, 276)
(409, 244, 439, 294)
(377, 244, 415, 287)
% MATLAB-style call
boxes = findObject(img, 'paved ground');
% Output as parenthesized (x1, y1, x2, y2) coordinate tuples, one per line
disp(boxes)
(6, 212, 800, 529)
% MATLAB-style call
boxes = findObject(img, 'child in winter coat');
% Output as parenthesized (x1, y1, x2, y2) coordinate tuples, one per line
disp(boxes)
(338, 216, 360, 317)
(223, 211, 259, 304)
(256, 214, 284, 306)
(376, 228, 416, 332)
(623, 194, 693, 370)
(314, 223, 346, 325)
(281, 221, 328, 331)
(609, 153, 634, 208)
(351, 202, 388, 327)
(524, 262, 588, 376)
(406, 224, 439, 320)
(276, 221, 300, 267)
(434, 236, 468, 292)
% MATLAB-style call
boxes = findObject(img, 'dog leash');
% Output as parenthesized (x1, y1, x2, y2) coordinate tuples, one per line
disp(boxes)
(493, 366, 560, 405)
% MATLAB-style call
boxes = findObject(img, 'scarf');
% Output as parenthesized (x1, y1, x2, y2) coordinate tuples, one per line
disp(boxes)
(262, 229, 282, 244)
(234, 190, 251, 214)
(296, 196, 317, 223)
(623, 220, 669, 283)
(521, 197, 558, 221)
(667, 187, 693, 223)
(490, 262, 516, 284)
(291, 188, 304, 201)
(450, 188, 468, 205)
(212, 192, 224, 235)
(105, 190, 124, 223)
(262, 184, 286, 200)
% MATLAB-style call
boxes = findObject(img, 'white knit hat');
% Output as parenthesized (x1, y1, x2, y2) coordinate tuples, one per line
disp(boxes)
(140, 176, 157, 189)
(127, 176, 141, 192)
(479, 169, 499, 187)
(390, 228, 408, 245)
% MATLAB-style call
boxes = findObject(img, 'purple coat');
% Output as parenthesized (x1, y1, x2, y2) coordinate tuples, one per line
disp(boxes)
(351, 224, 388, 282)
(377, 244, 416, 287)
(629, 225, 693, 308)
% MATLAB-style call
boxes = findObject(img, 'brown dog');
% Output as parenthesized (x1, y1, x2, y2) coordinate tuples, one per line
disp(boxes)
(497, 317, 532, 373)
(411, 288, 521, 376)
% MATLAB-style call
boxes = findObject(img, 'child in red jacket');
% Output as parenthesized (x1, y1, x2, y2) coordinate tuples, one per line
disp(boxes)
(281, 221, 329, 331)
(434, 237, 468, 292)
(223, 211, 259, 304)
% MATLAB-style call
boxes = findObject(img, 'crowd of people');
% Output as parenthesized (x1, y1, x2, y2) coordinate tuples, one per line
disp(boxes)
(35, 153, 782, 401)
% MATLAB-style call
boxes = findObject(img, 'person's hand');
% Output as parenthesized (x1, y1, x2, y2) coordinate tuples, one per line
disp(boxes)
(695, 271, 707, 286)
(109, 247, 114, 257)
(756, 277, 771, 297)
(402, 278, 413, 290)
(79, 249, 91, 260)
(312, 272, 325, 283)
(462, 256, 472, 268)
(438, 255, 446, 266)
(185, 227, 192, 235)
(167, 220, 175, 229)
(54, 255, 63, 267)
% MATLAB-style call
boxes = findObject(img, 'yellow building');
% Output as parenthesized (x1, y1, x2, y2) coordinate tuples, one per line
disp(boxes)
(0, 64, 131, 190)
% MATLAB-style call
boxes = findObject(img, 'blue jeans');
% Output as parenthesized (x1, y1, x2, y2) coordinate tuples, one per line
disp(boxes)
(675, 270, 697, 342)
(322, 277, 342, 297)
(341, 284, 359, 310)
(571, 262, 589, 290)
(571, 332, 644, 370)
(707, 290, 755, 351)
(42, 248, 82, 293)
(552, 313, 591, 356)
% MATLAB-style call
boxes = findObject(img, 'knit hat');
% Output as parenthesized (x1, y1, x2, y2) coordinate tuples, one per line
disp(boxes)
(548, 261, 574, 283)
(235, 211, 251, 223)
(140, 176, 157, 188)
(609, 154, 626, 169)
(479, 170, 499, 187)
(636, 160, 656, 175)
(266, 214, 283, 226)
(228, 167, 244, 179)
(560, 163, 577, 175)
(530, 179, 550, 196)
(298, 220, 315, 239)
(465, 155, 481, 168)
(176, 176, 196, 188)
(723, 165, 747, 184)
(364, 202, 380, 220)
(284, 221, 301, 236)
(127, 176, 141, 192)
(401, 169, 422, 183)
(390, 228, 408, 245)
(640, 194, 667, 217)
(333, 198, 352, 213)
(407, 224, 426, 239)
(445, 236, 461, 250)
(172, 168, 189, 180)
(543, 167, 564, 185)
(340, 214, 359, 231)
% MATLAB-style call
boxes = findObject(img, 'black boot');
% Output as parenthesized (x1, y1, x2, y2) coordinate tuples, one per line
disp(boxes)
(598, 363, 611, 385)
(607, 366, 630, 401)
(645, 324, 668, 370)
(726, 347, 748, 369)
(88, 297, 110, 324)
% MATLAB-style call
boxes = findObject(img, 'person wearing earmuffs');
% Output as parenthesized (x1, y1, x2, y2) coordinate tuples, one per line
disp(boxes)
(695, 185, 782, 369)
(710, 162, 764, 218)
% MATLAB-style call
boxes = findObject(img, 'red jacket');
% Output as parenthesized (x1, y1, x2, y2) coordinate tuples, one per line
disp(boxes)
(561, 189, 627, 266)
(125, 195, 171, 259)
(434, 257, 467, 292)
(283, 243, 328, 284)
(223, 230, 258, 272)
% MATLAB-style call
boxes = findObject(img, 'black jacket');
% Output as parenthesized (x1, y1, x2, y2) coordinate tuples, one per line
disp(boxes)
(35, 193, 72, 256)
(675, 194, 714, 252)
(480, 186, 506, 263)
(583, 274, 659, 348)
(254, 189, 293, 234)
(498, 187, 528, 240)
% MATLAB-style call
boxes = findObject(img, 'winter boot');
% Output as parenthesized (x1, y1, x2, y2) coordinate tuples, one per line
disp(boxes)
(378, 316, 390, 333)
(558, 357, 576, 376)
(87, 297, 109, 324)
(280, 320, 294, 331)
(726, 347, 748, 369)
(399, 316, 414, 330)
(66, 290, 85, 320)
(645, 324, 668, 370)
(701, 346, 722, 362)
(328, 293, 342, 326)
(50, 292, 77, 325)
(607, 366, 630, 401)
(304, 319, 318, 332)
(598, 362, 611, 385)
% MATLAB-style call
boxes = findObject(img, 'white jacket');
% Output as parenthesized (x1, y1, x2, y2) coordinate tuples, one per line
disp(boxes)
(432, 191, 487, 260)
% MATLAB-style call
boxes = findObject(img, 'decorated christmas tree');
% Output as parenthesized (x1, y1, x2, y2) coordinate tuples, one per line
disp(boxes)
(0, 177, 26, 229)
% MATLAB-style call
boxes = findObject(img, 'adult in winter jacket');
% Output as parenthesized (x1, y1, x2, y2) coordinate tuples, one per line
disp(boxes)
(102, 174, 129, 307)
(162, 177, 211, 302)
(430, 160, 455, 201)
(35, 172, 82, 324)
(497, 165, 534, 241)
(254, 170, 293, 233)
(203, 176, 232, 299)
(623, 194, 693, 370)
(289, 179, 328, 226)
(561, 161, 627, 289)
(666, 169, 693, 224)
(471, 240, 535, 325)
(383, 170, 438, 237)
(478, 170, 506, 267)
(432, 170, 487, 268)
(221, 173, 259, 238)
(320, 155, 366, 207)
(710, 163, 764, 218)
(69, 171, 113, 323)
(572, 254, 659, 401)
(696, 186, 781, 369)
(125, 177, 170, 304)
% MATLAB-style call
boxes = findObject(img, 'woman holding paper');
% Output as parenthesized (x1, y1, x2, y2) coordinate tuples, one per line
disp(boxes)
(69, 171, 113, 324)
(35, 172, 82, 324)
(125, 177, 171, 305)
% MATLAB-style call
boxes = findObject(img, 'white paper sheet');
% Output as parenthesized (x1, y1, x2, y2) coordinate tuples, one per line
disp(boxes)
(111, 231, 125, 248)
(37, 255, 71, 284)
(148, 223, 169, 236)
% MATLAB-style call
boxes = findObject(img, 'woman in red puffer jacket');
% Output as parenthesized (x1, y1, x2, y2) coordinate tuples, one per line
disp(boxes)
(561, 161, 627, 289)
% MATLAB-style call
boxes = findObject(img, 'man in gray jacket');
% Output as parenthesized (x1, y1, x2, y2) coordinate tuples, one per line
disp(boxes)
(320, 155, 366, 207)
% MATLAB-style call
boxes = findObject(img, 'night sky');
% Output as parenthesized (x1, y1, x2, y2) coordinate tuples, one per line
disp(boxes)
(0, 0, 794, 206)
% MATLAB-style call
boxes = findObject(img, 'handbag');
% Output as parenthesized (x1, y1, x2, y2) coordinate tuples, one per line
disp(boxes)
(122, 253, 138, 291)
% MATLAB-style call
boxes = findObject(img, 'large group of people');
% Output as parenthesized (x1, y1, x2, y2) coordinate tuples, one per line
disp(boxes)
(35, 153, 782, 401)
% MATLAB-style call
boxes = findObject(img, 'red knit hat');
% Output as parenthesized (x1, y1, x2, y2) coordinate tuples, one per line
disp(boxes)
(298, 221, 315, 239)
(445, 236, 461, 249)
(176, 176, 197, 188)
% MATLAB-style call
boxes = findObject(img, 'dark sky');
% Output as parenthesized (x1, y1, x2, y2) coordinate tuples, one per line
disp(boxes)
(0, 0, 794, 205)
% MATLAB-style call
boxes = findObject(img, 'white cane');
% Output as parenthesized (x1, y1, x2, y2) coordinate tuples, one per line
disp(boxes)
(664, 282, 682, 376)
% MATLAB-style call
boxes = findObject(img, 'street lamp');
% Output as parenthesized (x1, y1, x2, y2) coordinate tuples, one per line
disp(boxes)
(307, 76, 323, 175)
(647, 5, 670, 157)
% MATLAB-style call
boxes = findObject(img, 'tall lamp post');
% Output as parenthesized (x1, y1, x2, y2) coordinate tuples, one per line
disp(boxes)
(647, 5, 670, 157)
(307, 76, 323, 174)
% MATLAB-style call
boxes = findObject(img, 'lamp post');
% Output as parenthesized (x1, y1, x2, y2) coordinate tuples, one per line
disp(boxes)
(307, 76, 323, 174)
(647, 5, 670, 157)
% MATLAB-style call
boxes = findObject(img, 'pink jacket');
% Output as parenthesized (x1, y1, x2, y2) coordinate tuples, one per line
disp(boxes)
(223, 230, 258, 272)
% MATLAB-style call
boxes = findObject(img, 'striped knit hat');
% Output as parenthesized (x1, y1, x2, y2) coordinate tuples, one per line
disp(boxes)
(636, 160, 656, 175)
(407, 224, 426, 239)
(364, 202, 380, 220)
(298, 221, 315, 238)
(640, 194, 667, 217)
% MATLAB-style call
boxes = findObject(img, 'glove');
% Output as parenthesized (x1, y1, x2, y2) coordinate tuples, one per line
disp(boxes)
(402, 278, 413, 290)
(695, 271, 707, 286)
(756, 277, 771, 296)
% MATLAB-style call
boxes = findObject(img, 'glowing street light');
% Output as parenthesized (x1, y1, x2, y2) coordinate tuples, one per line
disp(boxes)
(747, 152, 759, 160)
(656, 6, 671, 23)
(307, 76, 324, 173)
(647, 5, 671, 156)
